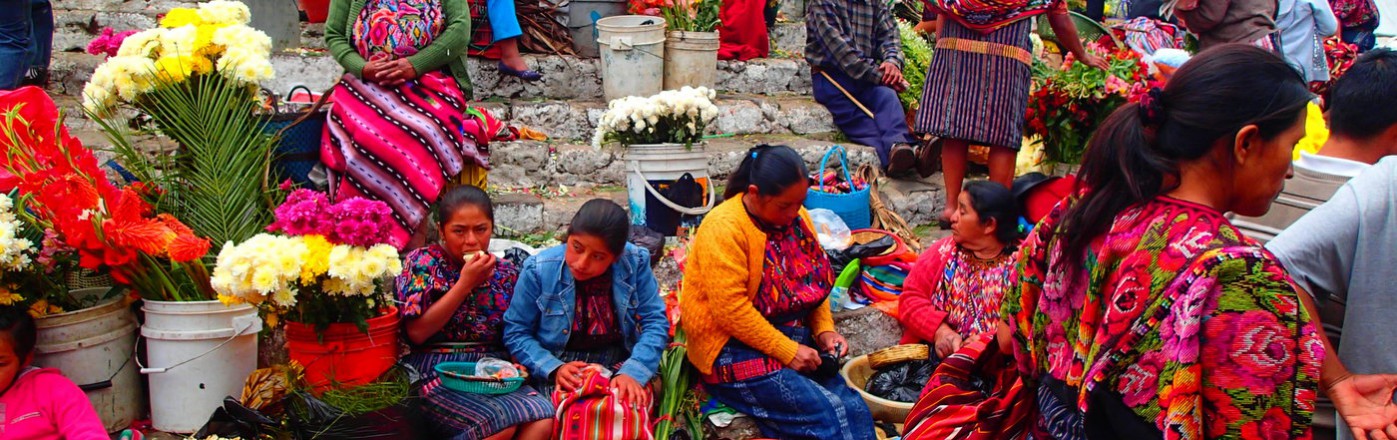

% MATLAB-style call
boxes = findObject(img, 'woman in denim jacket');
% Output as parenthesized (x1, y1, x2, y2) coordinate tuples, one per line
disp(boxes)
(503, 199, 669, 407)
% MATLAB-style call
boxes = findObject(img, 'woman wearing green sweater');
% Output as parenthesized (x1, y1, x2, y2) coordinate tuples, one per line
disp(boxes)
(322, 0, 497, 250)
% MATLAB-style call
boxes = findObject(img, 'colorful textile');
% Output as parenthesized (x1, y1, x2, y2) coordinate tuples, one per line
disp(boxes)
(703, 326, 877, 440)
(752, 213, 835, 321)
(532, 346, 631, 396)
(396, 245, 519, 344)
(915, 18, 1033, 149)
(551, 365, 655, 440)
(899, 236, 1014, 345)
(1002, 196, 1323, 438)
(567, 272, 623, 351)
(680, 199, 836, 373)
(324, 0, 474, 95)
(718, 0, 769, 60)
(1113, 17, 1187, 55)
(321, 70, 494, 249)
(323, 0, 496, 249)
(404, 349, 555, 440)
(352, 0, 445, 62)
(812, 68, 913, 167)
(902, 333, 1032, 440)
(1331, 0, 1379, 29)
(930, 0, 1060, 32)
(804, 0, 904, 85)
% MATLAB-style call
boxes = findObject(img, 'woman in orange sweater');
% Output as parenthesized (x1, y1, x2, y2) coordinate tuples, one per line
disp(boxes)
(679, 145, 876, 440)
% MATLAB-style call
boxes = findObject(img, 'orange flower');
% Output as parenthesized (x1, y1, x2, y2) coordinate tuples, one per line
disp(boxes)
(168, 232, 210, 262)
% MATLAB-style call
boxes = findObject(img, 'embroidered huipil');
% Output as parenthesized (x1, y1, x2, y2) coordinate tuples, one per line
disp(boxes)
(1002, 196, 1322, 438)
(900, 236, 1016, 344)
(396, 245, 519, 346)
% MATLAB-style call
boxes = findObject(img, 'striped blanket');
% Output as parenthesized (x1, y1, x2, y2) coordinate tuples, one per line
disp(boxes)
(321, 71, 494, 249)
(551, 367, 655, 440)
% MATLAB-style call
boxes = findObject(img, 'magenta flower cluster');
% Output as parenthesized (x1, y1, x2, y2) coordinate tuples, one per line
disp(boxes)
(269, 190, 393, 247)
(86, 28, 137, 59)
(324, 197, 393, 247)
(268, 189, 330, 236)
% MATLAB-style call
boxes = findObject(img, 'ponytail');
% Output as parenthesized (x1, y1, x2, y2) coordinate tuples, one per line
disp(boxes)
(1058, 44, 1313, 271)
(724, 144, 808, 200)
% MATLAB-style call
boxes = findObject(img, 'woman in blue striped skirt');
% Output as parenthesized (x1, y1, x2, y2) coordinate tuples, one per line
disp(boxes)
(395, 185, 553, 440)
(915, 2, 1106, 224)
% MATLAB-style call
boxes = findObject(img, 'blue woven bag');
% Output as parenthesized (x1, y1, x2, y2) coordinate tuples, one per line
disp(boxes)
(805, 145, 871, 230)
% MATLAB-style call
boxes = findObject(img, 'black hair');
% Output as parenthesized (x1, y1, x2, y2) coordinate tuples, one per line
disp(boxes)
(0, 308, 36, 361)
(724, 144, 809, 200)
(962, 180, 1022, 246)
(568, 199, 630, 256)
(437, 185, 494, 224)
(1328, 48, 1397, 140)
(1060, 44, 1311, 272)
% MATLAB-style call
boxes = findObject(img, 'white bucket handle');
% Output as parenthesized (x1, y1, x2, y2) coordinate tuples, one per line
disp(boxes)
(633, 166, 717, 216)
(137, 315, 260, 375)
(598, 36, 667, 59)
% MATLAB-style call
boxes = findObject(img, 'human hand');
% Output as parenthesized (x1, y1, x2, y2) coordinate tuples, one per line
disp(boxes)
(879, 61, 905, 87)
(453, 252, 497, 293)
(1078, 54, 1110, 71)
(611, 374, 646, 408)
(553, 361, 589, 392)
(362, 59, 390, 82)
(1329, 373, 1397, 440)
(789, 345, 822, 373)
(816, 331, 849, 357)
(376, 59, 419, 86)
(933, 323, 963, 358)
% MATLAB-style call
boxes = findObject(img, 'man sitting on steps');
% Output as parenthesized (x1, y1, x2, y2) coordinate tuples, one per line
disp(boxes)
(805, 0, 921, 176)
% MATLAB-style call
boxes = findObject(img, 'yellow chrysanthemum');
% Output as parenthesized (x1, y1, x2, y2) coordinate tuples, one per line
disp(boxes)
(160, 8, 203, 29)
(154, 55, 193, 83)
(195, 25, 222, 56)
(299, 235, 333, 283)
(0, 291, 23, 306)
(1294, 101, 1328, 161)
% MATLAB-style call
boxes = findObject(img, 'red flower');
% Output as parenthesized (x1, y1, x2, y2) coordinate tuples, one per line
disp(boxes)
(168, 233, 210, 263)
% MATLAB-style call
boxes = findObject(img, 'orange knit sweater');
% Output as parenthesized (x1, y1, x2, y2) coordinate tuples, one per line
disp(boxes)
(680, 196, 836, 375)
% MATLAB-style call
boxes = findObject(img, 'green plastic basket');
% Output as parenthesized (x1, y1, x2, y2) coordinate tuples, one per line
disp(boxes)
(435, 362, 526, 395)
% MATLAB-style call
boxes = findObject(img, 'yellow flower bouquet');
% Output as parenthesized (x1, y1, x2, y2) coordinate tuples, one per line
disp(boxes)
(211, 190, 402, 334)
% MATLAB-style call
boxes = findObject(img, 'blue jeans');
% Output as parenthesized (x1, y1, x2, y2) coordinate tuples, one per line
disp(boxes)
(29, 0, 51, 70)
(0, 0, 31, 90)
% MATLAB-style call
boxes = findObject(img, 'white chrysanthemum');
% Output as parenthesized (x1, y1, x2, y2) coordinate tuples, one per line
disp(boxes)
(159, 25, 200, 58)
(212, 25, 272, 56)
(117, 28, 165, 58)
(197, 0, 252, 26)
(217, 48, 275, 85)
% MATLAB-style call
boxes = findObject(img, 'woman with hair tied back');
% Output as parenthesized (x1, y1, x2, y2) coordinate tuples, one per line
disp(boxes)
(899, 180, 1022, 360)
(996, 44, 1397, 439)
(680, 145, 876, 440)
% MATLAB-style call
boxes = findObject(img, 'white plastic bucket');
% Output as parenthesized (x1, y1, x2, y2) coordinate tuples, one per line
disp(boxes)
(625, 143, 716, 235)
(567, 0, 629, 57)
(34, 288, 142, 433)
(664, 31, 720, 90)
(141, 300, 261, 433)
(597, 15, 667, 102)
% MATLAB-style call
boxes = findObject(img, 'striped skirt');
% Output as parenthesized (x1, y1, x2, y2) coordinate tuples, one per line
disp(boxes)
(914, 19, 1034, 150)
(530, 346, 631, 397)
(321, 70, 490, 249)
(404, 350, 554, 440)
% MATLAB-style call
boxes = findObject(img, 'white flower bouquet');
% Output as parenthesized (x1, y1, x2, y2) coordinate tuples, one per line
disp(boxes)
(82, 0, 274, 115)
(592, 86, 720, 149)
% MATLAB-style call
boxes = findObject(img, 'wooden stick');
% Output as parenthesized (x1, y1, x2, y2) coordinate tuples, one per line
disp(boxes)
(818, 70, 877, 119)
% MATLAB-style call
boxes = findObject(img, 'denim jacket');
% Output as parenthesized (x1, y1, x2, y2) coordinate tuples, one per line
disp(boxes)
(503, 243, 670, 384)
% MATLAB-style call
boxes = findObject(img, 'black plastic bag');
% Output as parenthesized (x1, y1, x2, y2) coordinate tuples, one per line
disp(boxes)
(503, 247, 532, 267)
(286, 390, 423, 440)
(829, 235, 897, 273)
(629, 225, 665, 267)
(866, 359, 940, 403)
(194, 397, 280, 439)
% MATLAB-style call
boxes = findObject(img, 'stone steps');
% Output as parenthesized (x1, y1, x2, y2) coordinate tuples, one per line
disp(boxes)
(486, 135, 947, 234)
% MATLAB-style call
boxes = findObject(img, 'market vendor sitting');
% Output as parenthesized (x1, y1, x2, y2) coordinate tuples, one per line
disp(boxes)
(681, 144, 877, 440)
(899, 181, 1022, 359)
(395, 186, 554, 440)
(503, 199, 669, 403)
(805, 0, 919, 175)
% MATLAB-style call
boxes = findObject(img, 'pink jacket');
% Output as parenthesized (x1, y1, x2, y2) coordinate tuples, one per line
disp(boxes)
(1, 368, 107, 440)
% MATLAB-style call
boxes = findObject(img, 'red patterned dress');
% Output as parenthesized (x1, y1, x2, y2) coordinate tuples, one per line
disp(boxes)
(1002, 197, 1322, 439)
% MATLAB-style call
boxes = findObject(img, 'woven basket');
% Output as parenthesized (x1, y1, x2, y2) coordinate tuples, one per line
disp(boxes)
(65, 270, 115, 290)
(868, 344, 930, 370)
